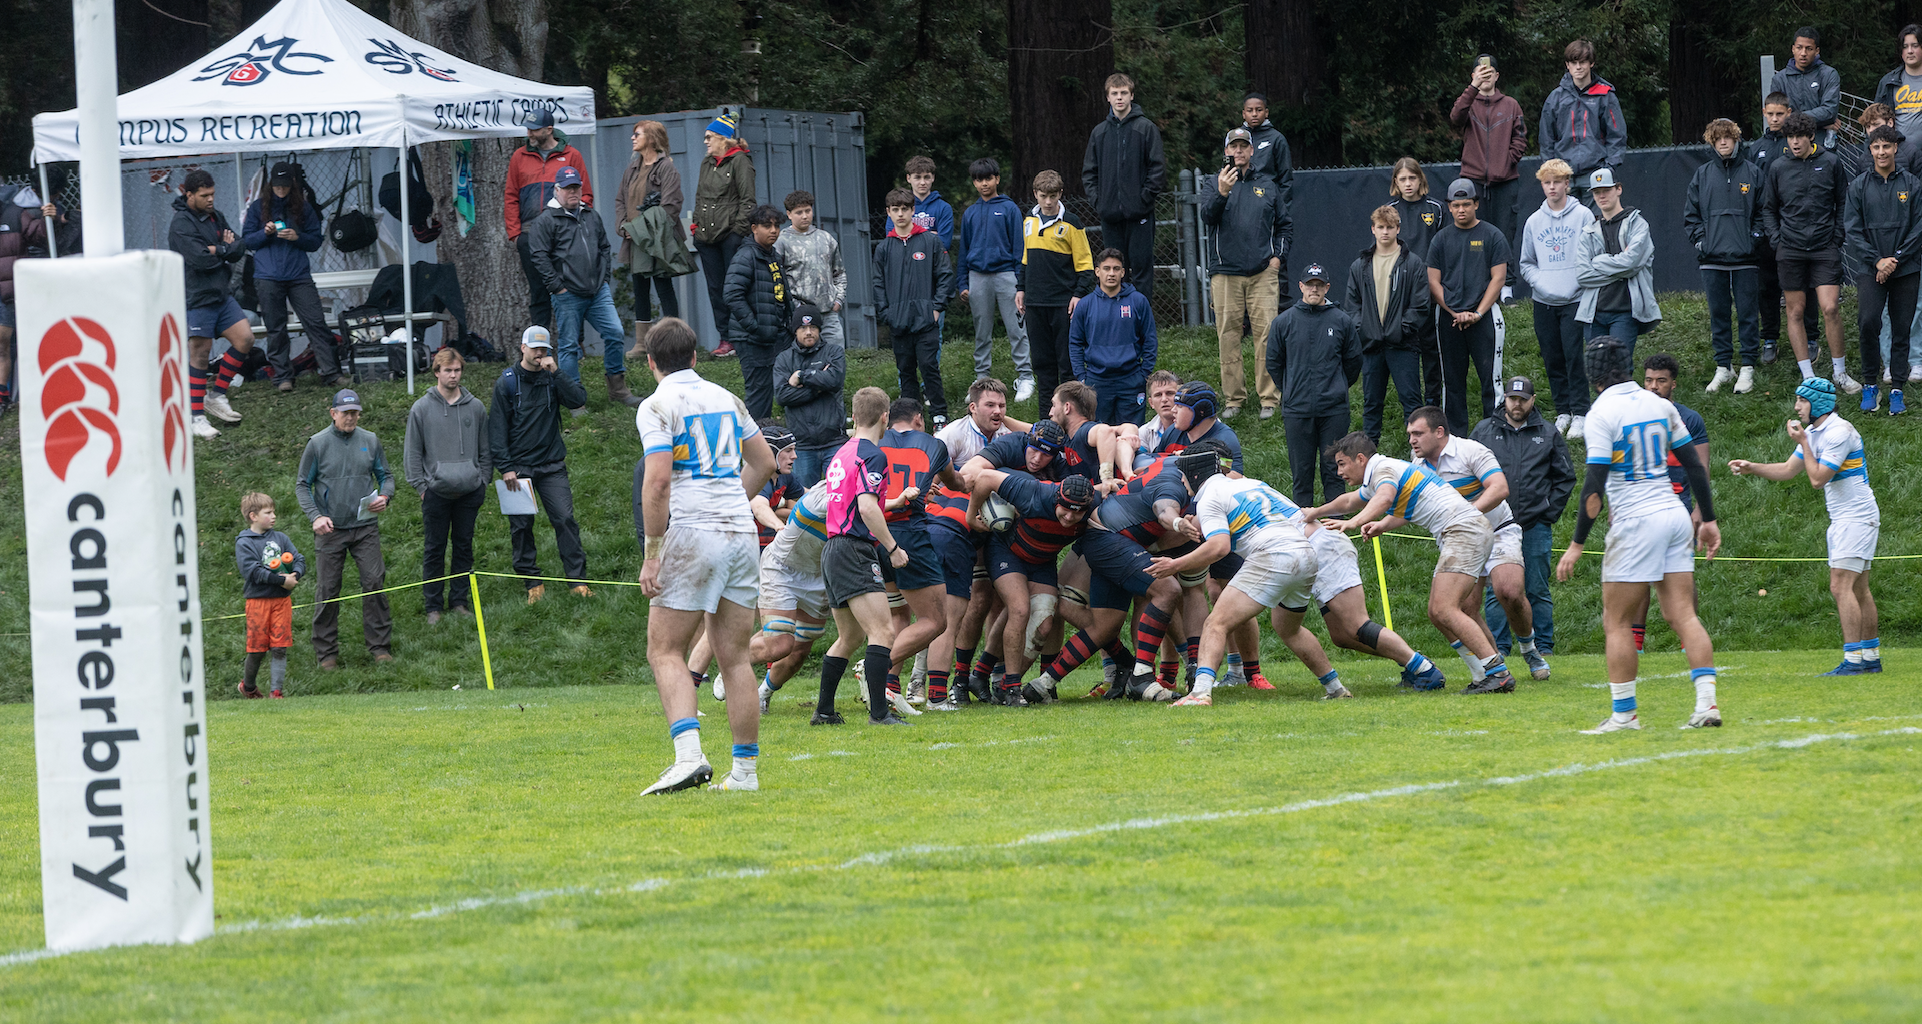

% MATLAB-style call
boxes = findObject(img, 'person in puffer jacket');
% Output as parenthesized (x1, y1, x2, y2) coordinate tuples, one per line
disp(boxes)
(1520, 159, 1597, 428)
(1537, 39, 1626, 212)
(1345, 206, 1431, 444)
(1684, 120, 1766, 394)
(773, 305, 848, 486)
(1069, 248, 1157, 424)
(723, 204, 794, 421)
(874, 189, 956, 422)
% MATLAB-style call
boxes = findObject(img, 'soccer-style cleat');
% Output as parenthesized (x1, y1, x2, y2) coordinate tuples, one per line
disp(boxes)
(1104, 672, 1136, 699)
(887, 689, 923, 717)
(1581, 715, 1642, 734)
(1706, 366, 1732, 392)
(642, 760, 714, 795)
(868, 714, 912, 726)
(711, 672, 726, 702)
(809, 711, 846, 726)
(192, 415, 221, 440)
(994, 685, 1029, 708)
(758, 681, 775, 716)
(853, 661, 868, 706)
(1892, 390, 1907, 416)
(1400, 664, 1448, 691)
(238, 682, 264, 699)
(1020, 679, 1057, 705)
(1681, 706, 1723, 729)
(1820, 660, 1874, 676)
(1218, 665, 1245, 688)
(1462, 671, 1516, 694)
(1319, 684, 1355, 700)
(968, 671, 992, 702)
(1246, 671, 1275, 691)
(1521, 648, 1551, 680)
(202, 391, 242, 423)
(1835, 371, 1864, 395)
(1861, 660, 1884, 672)
(927, 695, 961, 711)
(1734, 366, 1755, 393)
(1861, 384, 1879, 412)
(1128, 677, 1178, 702)
(712, 770, 760, 791)
(1170, 691, 1213, 707)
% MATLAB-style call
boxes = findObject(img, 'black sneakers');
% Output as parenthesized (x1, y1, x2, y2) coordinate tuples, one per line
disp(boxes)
(1462, 672, 1517, 694)
(809, 711, 846, 726)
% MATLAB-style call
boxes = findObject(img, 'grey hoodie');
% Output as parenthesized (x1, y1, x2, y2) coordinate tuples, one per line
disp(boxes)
(296, 426, 395, 526)
(1519, 198, 1596, 305)
(1576, 207, 1662, 324)
(405, 386, 492, 497)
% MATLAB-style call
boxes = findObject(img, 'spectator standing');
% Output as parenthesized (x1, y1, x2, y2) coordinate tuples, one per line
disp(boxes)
(723, 204, 793, 422)
(1538, 39, 1626, 213)
(1240, 92, 1297, 308)
(1082, 72, 1167, 301)
(691, 112, 755, 359)
(905, 156, 955, 250)
(959, 158, 1036, 401)
(774, 190, 848, 348)
(1772, 27, 1843, 149)
(1426, 178, 1510, 435)
(1265, 262, 1361, 507)
(404, 348, 492, 625)
(1575, 168, 1662, 352)
(234, 492, 303, 698)
(613, 120, 684, 344)
(242, 162, 334, 393)
(1016, 170, 1095, 408)
(1874, 25, 1922, 168)
(1685, 119, 1765, 396)
(1470, 378, 1574, 656)
(874, 188, 956, 423)
(1520, 159, 1596, 435)
(1752, 92, 1811, 366)
(527, 165, 642, 409)
(1450, 56, 1527, 299)
(1762, 112, 1856, 389)
(1202, 127, 1290, 420)
(1854, 104, 1922, 178)
(505, 108, 592, 333)
(773, 304, 847, 486)
(1844, 125, 1922, 414)
(168, 168, 256, 440)
(1345, 205, 1430, 445)
(488, 328, 592, 603)
(0, 185, 57, 415)
(1389, 157, 1448, 406)
(295, 389, 396, 668)
(1069, 248, 1157, 424)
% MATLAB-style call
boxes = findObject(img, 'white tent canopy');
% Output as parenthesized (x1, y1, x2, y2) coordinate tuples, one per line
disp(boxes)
(31, 0, 595, 162)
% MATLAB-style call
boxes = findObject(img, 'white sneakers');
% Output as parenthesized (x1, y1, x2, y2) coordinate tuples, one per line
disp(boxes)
(202, 391, 242, 423)
(1568, 415, 1586, 440)
(1014, 378, 1037, 402)
(1706, 366, 1732, 392)
(713, 767, 759, 791)
(192, 415, 221, 440)
(1682, 706, 1723, 729)
(642, 759, 714, 795)
(1910, 365, 1922, 382)
(1734, 366, 1755, 394)
(1834, 371, 1864, 395)
(1554, 413, 1571, 437)
(1581, 715, 1641, 734)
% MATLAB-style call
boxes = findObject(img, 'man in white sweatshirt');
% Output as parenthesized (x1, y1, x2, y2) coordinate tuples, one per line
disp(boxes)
(1518, 159, 1595, 438)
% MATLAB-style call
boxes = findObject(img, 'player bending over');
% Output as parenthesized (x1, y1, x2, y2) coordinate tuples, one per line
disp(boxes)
(967, 467, 1098, 705)
(751, 481, 831, 713)
(1292, 520, 1449, 690)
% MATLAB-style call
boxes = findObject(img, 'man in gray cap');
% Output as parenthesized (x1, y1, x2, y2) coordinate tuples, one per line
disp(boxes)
(488, 326, 592, 603)
(296, 388, 397, 668)
(1425, 177, 1511, 434)
(1202, 125, 1292, 420)
(1471, 376, 1574, 658)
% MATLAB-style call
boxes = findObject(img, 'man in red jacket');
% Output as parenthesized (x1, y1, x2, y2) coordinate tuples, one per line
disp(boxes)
(506, 108, 593, 334)
(1451, 55, 1527, 299)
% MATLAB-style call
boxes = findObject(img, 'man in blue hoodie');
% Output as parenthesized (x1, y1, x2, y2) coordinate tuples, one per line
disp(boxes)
(959, 158, 1036, 402)
(1538, 39, 1627, 213)
(1773, 27, 1843, 149)
(1069, 248, 1157, 424)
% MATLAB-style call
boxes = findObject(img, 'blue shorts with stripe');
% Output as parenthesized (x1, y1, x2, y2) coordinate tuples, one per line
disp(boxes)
(1075, 529, 1155, 610)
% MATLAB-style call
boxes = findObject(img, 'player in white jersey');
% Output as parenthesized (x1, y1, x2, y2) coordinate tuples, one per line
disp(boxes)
(935, 377, 1031, 467)
(1406, 406, 1552, 682)
(752, 482, 832, 712)
(1309, 431, 1521, 694)
(1296, 522, 1451, 690)
(1146, 443, 1346, 705)
(1729, 377, 1883, 676)
(634, 319, 778, 793)
(1556, 336, 1722, 733)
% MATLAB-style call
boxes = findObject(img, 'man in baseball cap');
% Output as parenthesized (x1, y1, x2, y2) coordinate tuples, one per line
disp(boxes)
(488, 316, 592, 605)
(1207, 122, 1290, 420)
(506, 105, 590, 332)
(1428, 171, 1512, 433)
(527, 163, 642, 408)
(296, 385, 396, 669)
(1264, 259, 1360, 506)
(1469, 373, 1573, 664)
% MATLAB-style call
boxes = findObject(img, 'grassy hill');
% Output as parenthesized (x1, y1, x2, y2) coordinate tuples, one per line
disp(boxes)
(2, 290, 1917, 703)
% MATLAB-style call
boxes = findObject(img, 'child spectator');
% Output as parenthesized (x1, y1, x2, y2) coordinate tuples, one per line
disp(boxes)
(1018, 170, 1096, 409)
(1345, 205, 1431, 445)
(1538, 38, 1627, 212)
(774, 190, 848, 348)
(1684, 119, 1764, 396)
(1752, 92, 1809, 364)
(234, 492, 304, 698)
(722, 204, 793, 421)
(905, 156, 955, 249)
(959, 158, 1036, 402)
(874, 187, 956, 423)
(1520, 158, 1596, 433)
(1388, 157, 1446, 406)
(1575, 168, 1661, 352)
(1069, 247, 1157, 423)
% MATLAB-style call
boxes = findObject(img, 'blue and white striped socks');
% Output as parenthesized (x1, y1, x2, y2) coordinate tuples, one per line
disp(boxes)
(669, 716, 702, 763)
(1317, 670, 1343, 695)
(1690, 667, 1717, 713)
(1609, 681, 1637, 723)
(1845, 639, 1881, 664)
(1451, 640, 1487, 681)
(1192, 665, 1218, 697)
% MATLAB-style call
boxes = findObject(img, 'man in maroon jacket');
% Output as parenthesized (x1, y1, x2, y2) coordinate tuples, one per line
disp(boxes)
(1451, 56, 1527, 299)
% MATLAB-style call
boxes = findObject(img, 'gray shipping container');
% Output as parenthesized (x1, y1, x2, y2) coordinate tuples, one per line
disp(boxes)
(582, 107, 874, 351)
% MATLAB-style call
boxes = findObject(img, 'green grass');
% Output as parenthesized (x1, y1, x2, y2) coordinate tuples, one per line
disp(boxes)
(0, 651, 1917, 1020)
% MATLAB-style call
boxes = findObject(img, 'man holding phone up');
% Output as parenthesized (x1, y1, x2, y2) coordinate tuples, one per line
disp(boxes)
(1451, 55, 1527, 301)
(1202, 127, 1291, 421)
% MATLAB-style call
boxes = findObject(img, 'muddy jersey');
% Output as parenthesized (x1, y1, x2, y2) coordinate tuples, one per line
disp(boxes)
(635, 368, 759, 532)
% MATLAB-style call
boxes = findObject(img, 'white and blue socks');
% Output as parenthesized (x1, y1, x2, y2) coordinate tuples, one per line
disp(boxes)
(1402, 652, 1434, 675)
(1482, 654, 1510, 679)
(1451, 640, 1487, 682)
(1832, 355, 1848, 378)
(1192, 665, 1218, 698)
(1863, 638, 1881, 663)
(670, 716, 703, 764)
(730, 742, 759, 781)
(1317, 670, 1344, 696)
(1609, 681, 1637, 723)
(1515, 633, 1538, 655)
(1690, 667, 1717, 713)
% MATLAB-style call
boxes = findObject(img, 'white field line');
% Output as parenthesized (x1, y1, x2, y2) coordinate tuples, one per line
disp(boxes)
(4, 726, 1916, 968)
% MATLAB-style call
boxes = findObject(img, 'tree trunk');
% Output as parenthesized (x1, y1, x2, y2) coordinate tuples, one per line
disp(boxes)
(1007, 0, 1113, 202)
(1245, 0, 1340, 168)
(1668, 15, 1728, 144)
(388, 0, 551, 355)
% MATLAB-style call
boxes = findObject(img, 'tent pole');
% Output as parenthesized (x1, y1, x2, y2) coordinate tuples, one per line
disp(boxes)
(37, 164, 56, 258)
(73, 0, 121, 256)
(399, 141, 415, 394)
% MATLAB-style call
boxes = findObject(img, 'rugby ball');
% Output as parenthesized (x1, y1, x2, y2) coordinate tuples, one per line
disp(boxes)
(983, 493, 1019, 533)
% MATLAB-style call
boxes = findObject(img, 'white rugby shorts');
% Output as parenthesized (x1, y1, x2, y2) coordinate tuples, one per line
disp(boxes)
(1229, 547, 1318, 612)
(1827, 519, 1879, 574)
(655, 527, 760, 613)
(1483, 521, 1525, 576)
(1309, 528, 1364, 610)
(1601, 505, 1694, 583)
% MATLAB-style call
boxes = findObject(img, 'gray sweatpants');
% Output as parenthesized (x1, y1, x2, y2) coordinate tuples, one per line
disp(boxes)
(968, 270, 1032, 380)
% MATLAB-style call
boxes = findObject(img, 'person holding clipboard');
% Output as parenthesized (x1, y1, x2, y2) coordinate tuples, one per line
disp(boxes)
(296, 388, 397, 669)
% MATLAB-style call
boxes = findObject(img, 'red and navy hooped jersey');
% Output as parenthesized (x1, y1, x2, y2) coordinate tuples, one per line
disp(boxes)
(924, 484, 972, 536)
(998, 470, 1087, 562)
(1150, 421, 1245, 472)
(1062, 420, 1100, 478)
(880, 428, 953, 523)
(756, 473, 805, 547)
(1094, 471, 1186, 546)
(978, 430, 1064, 482)
(1127, 453, 1173, 494)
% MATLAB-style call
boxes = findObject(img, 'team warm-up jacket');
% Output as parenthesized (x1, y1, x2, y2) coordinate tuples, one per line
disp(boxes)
(505, 136, 591, 238)
(487, 364, 587, 475)
(1017, 206, 1095, 306)
(1263, 299, 1362, 418)
(1068, 283, 1157, 381)
(773, 335, 848, 449)
(1201, 170, 1290, 277)
(872, 223, 955, 335)
(1244, 119, 1295, 211)
(1844, 166, 1922, 278)
(525, 199, 613, 297)
(1683, 152, 1765, 266)
(1762, 150, 1849, 253)
(1538, 73, 1626, 174)
(1082, 102, 1168, 222)
(1343, 244, 1431, 353)
(1469, 406, 1575, 531)
(959, 193, 1025, 289)
(168, 194, 244, 309)
(724, 238, 792, 347)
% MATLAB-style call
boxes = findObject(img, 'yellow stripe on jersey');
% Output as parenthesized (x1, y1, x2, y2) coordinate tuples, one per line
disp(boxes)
(1022, 216, 1094, 271)
(1390, 465, 1436, 518)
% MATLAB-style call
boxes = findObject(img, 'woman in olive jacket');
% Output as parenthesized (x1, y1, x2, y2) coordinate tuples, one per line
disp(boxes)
(614, 119, 686, 336)
(692, 112, 757, 357)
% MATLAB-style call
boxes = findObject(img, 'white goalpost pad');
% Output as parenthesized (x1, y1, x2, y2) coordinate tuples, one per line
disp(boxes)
(15, 250, 213, 952)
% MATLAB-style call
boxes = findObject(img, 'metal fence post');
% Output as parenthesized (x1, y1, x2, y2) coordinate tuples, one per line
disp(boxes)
(1176, 169, 1198, 327)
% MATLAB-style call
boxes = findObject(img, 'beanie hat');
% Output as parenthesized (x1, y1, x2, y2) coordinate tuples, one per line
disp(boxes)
(706, 111, 738, 139)
(1796, 376, 1837, 419)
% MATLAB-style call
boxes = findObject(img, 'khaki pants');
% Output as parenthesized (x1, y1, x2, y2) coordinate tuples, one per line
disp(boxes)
(1211, 268, 1281, 410)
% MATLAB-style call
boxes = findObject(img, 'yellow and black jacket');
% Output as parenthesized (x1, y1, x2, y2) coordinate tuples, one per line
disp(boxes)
(1017, 205, 1095, 307)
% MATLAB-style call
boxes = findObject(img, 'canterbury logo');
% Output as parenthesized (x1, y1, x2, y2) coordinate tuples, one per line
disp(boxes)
(159, 314, 188, 472)
(39, 317, 121, 481)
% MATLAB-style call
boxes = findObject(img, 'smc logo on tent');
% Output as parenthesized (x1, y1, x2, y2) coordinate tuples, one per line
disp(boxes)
(364, 38, 461, 81)
(39, 318, 121, 482)
(193, 35, 332, 87)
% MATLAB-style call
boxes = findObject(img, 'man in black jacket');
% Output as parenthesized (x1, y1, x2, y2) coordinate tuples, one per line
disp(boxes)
(168, 168, 257, 439)
(1684, 119, 1765, 394)
(1203, 127, 1291, 421)
(1845, 124, 1922, 413)
(1471, 378, 1573, 654)
(488, 328, 592, 602)
(1082, 73, 1167, 301)
(526, 166, 641, 409)
(874, 188, 956, 423)
(1265, 263, 1361, 507)
(1346, 205, 1431, 443)
(773, 305, 847, 485)
(1240, 92, 1297, 310)
(723, 204, 792, 421)
(1762, 112, 1856, 390)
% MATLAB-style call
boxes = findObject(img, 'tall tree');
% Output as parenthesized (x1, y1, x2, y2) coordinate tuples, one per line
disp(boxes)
(1246, 0, 1340, 167)
(1007, 0, 1112, 199)
(389, 0, 552, 354)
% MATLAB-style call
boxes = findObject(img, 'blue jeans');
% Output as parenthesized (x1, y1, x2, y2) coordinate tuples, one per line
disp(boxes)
(1486, 521, 1554, 653)
(793, 444, 838, 488)
(1700, 268, 1760, 368)
(1585, 311, 1653, 362)
(552, 283, 626, 385)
